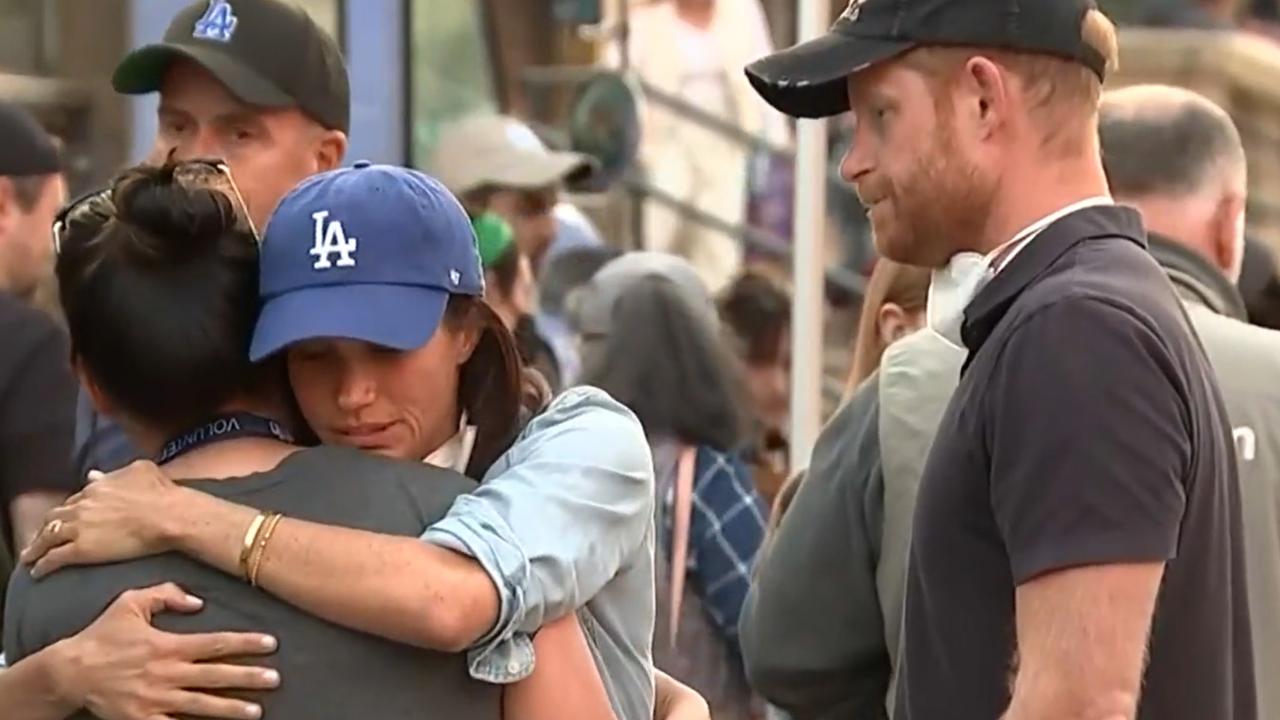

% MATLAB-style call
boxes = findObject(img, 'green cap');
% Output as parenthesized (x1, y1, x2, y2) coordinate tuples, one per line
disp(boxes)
(473, 212, 515, 268)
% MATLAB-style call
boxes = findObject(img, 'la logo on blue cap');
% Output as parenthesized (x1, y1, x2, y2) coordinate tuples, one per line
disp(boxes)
(309, 210, 358, 270)
(194, 0, 238, 43)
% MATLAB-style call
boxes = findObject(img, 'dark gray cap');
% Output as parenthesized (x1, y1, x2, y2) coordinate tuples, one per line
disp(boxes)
(569, 252, 719, 337)
(0, 101, 60, 177)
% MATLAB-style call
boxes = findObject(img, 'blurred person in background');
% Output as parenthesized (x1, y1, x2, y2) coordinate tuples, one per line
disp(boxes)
(472, 212, 559, 390)
(534, 207, 613, 390)
(74, 0, 350, 479)
(574, 252, 768, 719)
(24, 165, 662, 720)
(0, 105, 67, 310)
(5, 160, 617, 720)
(547, 202, 607, 272)
(430, 113, 597, 391)
(475, 213, 538, 333)
(740, 257, 960, 717)
(0, 101, 77, 635)
(539, 246, 622, 388)
(429, 114, 596, 273)
(718, 270, 791, 506)
(1101, 83, 1280, 719)
(609, 0, 790, 294)
(845, 259, 930, 394)
(1237, 237, 1280, 328)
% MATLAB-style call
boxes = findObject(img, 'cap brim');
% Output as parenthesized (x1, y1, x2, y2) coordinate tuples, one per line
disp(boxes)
(113, 43, 294, 109)
(745, 32, 913, 118)
(485, 151, 598, 191)
(250, 284, 449, 362)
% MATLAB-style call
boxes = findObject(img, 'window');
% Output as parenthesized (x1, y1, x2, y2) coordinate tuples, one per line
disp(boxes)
(407, 0, 498, 168)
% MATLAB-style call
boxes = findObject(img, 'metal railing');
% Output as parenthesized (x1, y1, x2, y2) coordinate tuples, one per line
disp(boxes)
(520, 64, 869, 301)
(521, 64, 859, 408)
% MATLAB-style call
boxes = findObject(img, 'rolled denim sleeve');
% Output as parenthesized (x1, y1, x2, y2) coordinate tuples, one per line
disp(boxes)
(423, 386, 654, 683)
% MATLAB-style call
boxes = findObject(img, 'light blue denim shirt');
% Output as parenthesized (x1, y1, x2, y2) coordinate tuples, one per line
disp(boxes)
(423, 386, 656, 720)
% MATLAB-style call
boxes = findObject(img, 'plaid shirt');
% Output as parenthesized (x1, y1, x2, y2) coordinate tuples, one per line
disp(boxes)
(665, 446, 768, 651)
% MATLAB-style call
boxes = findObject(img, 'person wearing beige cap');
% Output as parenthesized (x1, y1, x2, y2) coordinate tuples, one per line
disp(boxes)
(428, 114, 595, 271)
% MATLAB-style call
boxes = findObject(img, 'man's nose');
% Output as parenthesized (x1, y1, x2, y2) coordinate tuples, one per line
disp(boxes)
(839, 131, 874, 185)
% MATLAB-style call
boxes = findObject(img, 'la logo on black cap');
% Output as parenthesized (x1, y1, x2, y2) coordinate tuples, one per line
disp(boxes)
(193, 0, 238, 43)
(840, 0, 868, 23)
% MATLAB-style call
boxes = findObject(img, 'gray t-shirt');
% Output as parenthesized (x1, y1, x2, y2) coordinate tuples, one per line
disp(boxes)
(3, 445, 501, 720)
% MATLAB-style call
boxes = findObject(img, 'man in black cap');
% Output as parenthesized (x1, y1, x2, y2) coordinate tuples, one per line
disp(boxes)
(746, 2, 1254, 719)
(75, 0, 350, 477)
(116, 0, 349, 229)
(0, 101, 77, 572)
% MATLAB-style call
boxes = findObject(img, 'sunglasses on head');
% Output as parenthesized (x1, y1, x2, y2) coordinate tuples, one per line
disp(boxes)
(52, 159, 258, 255)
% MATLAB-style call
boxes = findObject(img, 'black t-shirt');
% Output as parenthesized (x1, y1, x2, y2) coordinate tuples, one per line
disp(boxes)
(896, 206, 1255, 720)
(3, 445, 502, 720)
(0, 292, 78, 550)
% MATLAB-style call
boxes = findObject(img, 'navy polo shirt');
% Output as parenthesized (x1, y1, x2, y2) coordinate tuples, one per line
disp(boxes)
(896, 206, 1255, 720)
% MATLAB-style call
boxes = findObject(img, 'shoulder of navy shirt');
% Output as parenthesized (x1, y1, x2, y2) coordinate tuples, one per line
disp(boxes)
(960, 205, 1148, 362)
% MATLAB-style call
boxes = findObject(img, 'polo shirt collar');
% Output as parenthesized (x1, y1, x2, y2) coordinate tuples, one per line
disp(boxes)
(990, 196, 1114, 275)
(926, 197, 1113, 349)
(961, 205, 1148, 356)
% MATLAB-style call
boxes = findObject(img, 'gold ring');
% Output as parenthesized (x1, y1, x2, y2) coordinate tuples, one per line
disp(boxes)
(44, 519, 63, 538)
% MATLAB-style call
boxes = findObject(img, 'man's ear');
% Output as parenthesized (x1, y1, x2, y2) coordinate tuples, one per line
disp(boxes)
(315, 129, 348, 172)
(1212, 192, 1247, 282)
(959, 55, 1010, 140)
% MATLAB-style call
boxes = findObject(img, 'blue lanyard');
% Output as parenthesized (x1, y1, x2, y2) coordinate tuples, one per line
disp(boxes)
(156, 413, 294, 464)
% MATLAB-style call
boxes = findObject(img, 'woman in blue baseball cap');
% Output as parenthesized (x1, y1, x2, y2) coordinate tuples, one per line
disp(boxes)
(2, 160, 619, 720)
(26, 164, 665, 720)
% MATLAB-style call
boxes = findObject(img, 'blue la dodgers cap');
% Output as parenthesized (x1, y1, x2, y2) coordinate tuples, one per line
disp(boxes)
(250, 161, 485, 361)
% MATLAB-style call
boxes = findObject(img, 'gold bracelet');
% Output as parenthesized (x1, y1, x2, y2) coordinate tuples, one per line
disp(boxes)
(238, 512, 269, 581)
(242, 511, 277, 584)
(248, 512, 284, 587)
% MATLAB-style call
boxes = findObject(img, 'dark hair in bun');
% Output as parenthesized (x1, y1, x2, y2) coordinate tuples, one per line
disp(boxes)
(56, 161, 272, 434)
(110, 163, 246, 263)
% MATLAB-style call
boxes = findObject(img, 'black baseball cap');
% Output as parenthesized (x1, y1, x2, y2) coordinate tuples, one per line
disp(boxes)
(746, 0, 1109, 119)
(112, 0, 349, 133)
(0, 101, 60, 177)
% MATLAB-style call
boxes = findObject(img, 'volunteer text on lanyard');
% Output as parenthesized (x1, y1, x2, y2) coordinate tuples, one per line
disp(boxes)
(156, 413, 294, 464)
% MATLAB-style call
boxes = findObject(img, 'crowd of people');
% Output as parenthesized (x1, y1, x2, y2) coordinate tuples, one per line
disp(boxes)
(1, 0, 1280, 719)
